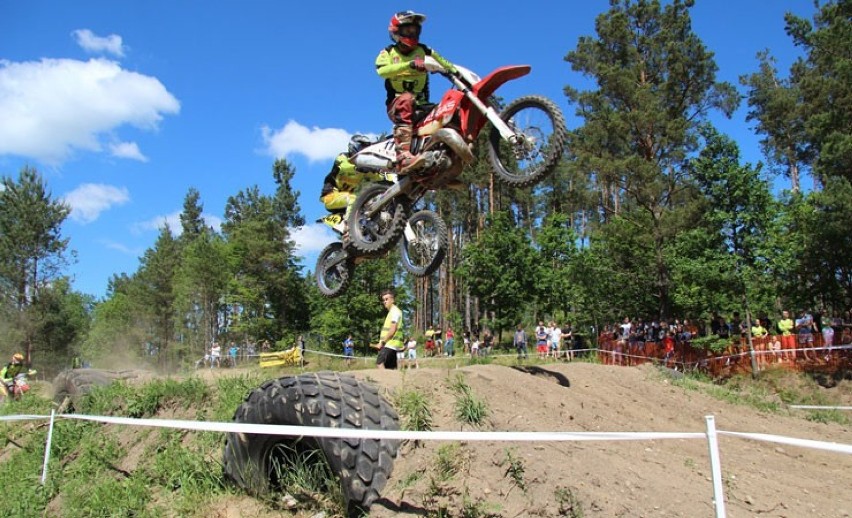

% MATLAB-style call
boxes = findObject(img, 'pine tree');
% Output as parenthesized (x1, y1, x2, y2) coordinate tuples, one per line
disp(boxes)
(564, 0, 738, 318)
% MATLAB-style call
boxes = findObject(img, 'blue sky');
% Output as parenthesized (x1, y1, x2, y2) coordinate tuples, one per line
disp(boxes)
(0, 1, 816, 299)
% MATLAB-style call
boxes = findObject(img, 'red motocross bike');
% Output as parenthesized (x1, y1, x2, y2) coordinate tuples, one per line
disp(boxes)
(315, 58, 566, 296)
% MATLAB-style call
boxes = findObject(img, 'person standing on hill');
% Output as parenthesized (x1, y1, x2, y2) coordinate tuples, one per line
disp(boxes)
(514, 324, 528, 360)
(444, 326, 455, 357)
(374, 288, 403, 370)
(777, 310, 796, 362)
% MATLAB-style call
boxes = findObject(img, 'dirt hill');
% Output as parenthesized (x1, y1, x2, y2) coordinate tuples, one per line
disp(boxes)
(20, 361, 852, 517)
(341, 362, 852, 517)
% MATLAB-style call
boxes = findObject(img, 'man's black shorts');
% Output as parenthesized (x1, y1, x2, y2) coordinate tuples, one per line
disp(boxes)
(376, 346, 398, 369)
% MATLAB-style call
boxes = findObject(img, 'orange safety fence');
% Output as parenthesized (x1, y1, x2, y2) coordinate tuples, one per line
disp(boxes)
(596, 331, 852, 377)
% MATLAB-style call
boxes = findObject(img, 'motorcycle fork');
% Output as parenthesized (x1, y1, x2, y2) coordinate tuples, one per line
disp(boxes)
(447, 75, 516, 142)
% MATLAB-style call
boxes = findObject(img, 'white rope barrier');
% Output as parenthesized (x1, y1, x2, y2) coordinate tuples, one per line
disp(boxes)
(3, 407, 850, 518)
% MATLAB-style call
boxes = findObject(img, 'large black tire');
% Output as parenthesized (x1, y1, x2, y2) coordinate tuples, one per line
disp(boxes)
(399, 209, 447, 277)
(346, 183, 408, 256)
(487, 95, 567, 188)
(315, 242, 355, 297)
(223, 372, 400, 517)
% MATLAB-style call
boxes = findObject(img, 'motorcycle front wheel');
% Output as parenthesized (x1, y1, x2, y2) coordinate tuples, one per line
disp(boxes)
(487, 95, 567, 188)
(346, 183, 409, 256)
(315, 242, 355, 297)
(399, 210, 447, 277)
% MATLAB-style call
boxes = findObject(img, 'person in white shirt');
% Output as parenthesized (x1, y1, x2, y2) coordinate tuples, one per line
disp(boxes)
(405, 337, 419, 369)
(210, 342, 221, 368)
(550, 322, 563, 359)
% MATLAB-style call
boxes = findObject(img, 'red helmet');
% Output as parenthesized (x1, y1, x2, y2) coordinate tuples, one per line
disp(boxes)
(388, 10, 426, 49)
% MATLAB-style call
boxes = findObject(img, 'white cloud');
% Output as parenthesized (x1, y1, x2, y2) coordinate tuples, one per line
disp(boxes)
(203, 214, 223, 232)
(109, 141, 148, 162)
(64, 183, 130, 224)
(0, 58, 180, 164)
(101, 239, 141, 256)
(134, 211, 181, 235)
(290, 223, 336, 255)
(133, 211, 222, 235)
(261, 120, 351, 162)
(72, 29, 126, 57)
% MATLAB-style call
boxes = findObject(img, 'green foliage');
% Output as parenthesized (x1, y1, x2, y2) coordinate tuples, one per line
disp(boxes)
(147, 429, 223, 495)
(80, 377, 210, 418)
(565, 0, 739, 318)
(457, 211, 536, 329)
(174, 230, 230, 360)
(500, 448, 527, 492)
(688, 335, 732, 354)
(555, 486, 585, 517)
(434, 443, 464, 481)
(307, 251, 402, 354)
(784, 0, 852, 184)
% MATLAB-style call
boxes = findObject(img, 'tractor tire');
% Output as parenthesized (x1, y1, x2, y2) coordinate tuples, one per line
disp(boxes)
(223, 371, 399, 517)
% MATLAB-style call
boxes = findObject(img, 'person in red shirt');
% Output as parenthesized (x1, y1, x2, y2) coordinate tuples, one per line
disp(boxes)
(662, 332, 675, 369)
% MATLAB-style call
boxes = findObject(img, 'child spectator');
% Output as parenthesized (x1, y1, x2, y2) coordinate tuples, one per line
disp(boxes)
(406, 336, 419, 369)
(535, 321, 548, 359)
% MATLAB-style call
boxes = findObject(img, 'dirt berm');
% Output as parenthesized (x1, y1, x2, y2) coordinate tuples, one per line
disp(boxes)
(52, 362, 852, 517)
(351, 362, 851, 517)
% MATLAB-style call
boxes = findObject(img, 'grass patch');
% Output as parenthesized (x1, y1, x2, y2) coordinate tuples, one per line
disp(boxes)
(448, 373, 489, 427)
(393, 387, 433, 432)
(434, 443, 465, 481)
(267, 442, 345, 514)
(670, 366, 850, 425)
(554, 486, 584, 517)
(80, 376, 211, 418)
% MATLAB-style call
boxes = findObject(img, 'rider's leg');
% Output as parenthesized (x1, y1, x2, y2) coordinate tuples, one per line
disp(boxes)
(388, 93, 427, 173)
(321, 190, 354, 234)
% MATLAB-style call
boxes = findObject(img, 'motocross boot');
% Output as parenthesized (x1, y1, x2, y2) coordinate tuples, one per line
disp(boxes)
(393, 126, 427, 174)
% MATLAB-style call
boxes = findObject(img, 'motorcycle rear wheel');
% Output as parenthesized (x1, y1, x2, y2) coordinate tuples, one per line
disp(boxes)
(487, 95, 567, 188)
(346, 183, 409, 256)
(315, 242, 355, 297)
(399, 210, 447, 277)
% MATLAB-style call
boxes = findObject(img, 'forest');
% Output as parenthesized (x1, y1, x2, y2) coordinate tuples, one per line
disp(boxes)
(1, 0, 849, 374)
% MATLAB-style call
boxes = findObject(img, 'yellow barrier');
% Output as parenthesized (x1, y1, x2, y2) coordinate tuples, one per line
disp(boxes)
(258, 347, 302, 368)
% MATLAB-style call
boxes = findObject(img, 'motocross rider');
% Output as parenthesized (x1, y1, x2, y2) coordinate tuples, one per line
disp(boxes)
(1, 353, 27, 389)
(320, 135, 375, 235)
(376, 11, 457, 174)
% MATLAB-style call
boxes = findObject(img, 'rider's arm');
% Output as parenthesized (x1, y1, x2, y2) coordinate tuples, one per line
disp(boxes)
(0, 365, 8, 382)
(427, 49, 457, 75)
(375, 49, 412, 79)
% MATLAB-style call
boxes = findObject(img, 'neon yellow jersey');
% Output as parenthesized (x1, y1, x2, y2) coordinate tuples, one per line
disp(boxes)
(334, 155, 362, 191)
(381, 305, 404, 350)
(751, 325, 768, 338)
(777, 318, 794, 336)
(375, 44, 456, 106)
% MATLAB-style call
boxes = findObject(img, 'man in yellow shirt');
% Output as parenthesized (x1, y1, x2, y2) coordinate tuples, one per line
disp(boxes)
(777, 310, 795, 362)
(375, 288, 403, 369)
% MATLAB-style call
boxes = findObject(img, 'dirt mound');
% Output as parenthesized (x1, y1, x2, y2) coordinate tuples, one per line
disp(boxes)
(346, 362, 852, 517)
